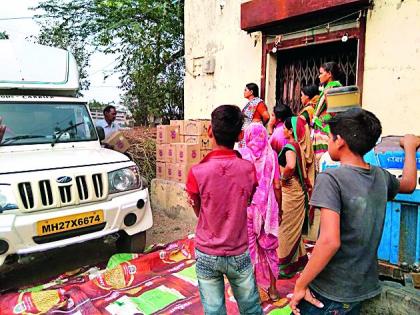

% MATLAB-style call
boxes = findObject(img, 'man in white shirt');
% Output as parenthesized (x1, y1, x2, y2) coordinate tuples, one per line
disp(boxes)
(96, 105, 120, 139)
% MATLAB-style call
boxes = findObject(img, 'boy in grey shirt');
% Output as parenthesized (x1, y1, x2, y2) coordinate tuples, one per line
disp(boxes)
(289, 109, 420, 314)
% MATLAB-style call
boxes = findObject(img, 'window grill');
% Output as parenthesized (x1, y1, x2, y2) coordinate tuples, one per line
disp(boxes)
(276, 40, 358, 113)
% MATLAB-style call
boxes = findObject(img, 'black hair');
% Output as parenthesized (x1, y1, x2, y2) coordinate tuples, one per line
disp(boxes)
(301, 84, 319, 100)
(211, 105, 244, 148)
(284, 117, 293, 130)
(321, 61, 344, 84)
(274, 101, 293, 122)
(329, 108, 382, 156)
(103, 105, 116, 115)
(245, 83, 259, 98)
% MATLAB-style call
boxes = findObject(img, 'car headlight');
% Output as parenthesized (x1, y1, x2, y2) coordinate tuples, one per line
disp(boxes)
(108, 166, 147, 194)
(0, 184, 18, 212)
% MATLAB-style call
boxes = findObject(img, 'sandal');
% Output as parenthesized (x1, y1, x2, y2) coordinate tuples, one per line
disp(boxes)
(268, 289, 280, 302)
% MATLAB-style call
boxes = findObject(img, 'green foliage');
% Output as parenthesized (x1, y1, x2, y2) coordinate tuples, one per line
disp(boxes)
(88, 99, 113, 110)
(33, 0, 184, 125)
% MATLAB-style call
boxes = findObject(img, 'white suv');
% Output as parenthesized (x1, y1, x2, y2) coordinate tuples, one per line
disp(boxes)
(0, 40, 153, 267)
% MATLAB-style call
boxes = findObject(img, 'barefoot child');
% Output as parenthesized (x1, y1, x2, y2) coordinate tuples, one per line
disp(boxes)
(290, 108, 420, 314)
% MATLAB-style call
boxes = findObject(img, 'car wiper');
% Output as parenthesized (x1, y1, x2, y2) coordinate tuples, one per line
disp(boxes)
(2, 135, 46, 144)
(51, 122, 85, 147)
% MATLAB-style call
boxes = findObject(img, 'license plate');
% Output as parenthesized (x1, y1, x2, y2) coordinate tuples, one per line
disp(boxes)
(37, 210, 104, 236)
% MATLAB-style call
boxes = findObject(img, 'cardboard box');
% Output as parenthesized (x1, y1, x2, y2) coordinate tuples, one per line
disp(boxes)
(156, 162, 166, 179)
(325, 86, 361, 113)
(184, 120, 210, 136)
(200, 149, 212, 160)
(104, 131, 130, 153)
(156, 125, 180, 144)
(176, 143, 200, 164)
(166, 143, 177, 163)
(166, 163, 177, 181)
(184, 135, 211, 150)
(175, 163, 194, 183)
(156, 144, 167, 162)
(170, 120, 185, 135)
(200, 135, 211, 150)
(184, 135, 200, 144)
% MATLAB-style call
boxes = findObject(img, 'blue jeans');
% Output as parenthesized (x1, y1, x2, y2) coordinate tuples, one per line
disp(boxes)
(195, 249, 263, 315)
(296, 289, 362, 315)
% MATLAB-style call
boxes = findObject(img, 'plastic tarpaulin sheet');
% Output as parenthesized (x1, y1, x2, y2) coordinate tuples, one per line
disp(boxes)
(0, 236, 295, 314)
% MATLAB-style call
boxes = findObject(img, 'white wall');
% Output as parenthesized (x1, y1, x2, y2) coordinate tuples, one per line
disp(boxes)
(184, 0, 262, 119)
(363, 0, 420, 135)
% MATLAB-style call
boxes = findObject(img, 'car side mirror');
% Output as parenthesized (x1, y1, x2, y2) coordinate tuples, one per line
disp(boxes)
(96, 126, 105, 141)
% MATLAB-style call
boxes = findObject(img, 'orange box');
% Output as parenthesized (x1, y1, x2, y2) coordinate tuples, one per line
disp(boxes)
(184, 120, 210, 136)
(176, 143, 200, 164)
(166, 163, 177, 181)
(156, 144, 167, 162)
(166, 143, 177, 163)
(174, 163, 195, 183)
(156, 162, 166, 179)
(156, 125, 180, 144)
(104, 131, 130, 153)
(200, 149, 212, 160)
(170, 120, 185, 135)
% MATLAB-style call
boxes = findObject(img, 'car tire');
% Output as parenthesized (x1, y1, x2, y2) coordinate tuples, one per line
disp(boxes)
(116, 231, 146, 253)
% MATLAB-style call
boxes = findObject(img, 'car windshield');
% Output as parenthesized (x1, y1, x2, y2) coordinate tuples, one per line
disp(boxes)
(0, 103, 97, 146)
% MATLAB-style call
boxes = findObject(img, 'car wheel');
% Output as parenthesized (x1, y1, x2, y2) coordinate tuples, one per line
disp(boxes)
(116, 231, 146, 253)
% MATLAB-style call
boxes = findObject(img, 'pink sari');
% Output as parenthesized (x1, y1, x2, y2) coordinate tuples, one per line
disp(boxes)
(239, 123, 279, 289)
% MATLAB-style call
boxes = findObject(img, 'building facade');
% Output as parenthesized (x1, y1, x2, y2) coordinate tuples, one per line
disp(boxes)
(184, 0, 420, 135)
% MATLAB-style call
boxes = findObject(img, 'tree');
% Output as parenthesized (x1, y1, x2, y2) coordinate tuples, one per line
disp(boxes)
(33, 0, 184, 125)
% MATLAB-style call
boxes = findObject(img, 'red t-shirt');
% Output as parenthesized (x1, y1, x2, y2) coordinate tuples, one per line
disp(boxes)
(186, 149, 257, 256)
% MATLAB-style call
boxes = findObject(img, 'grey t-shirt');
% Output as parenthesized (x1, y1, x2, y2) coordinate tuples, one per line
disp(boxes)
(309, 165, 400, 303)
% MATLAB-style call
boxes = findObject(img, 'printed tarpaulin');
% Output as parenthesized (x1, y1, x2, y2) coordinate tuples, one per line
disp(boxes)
(0, 236, 294, 314)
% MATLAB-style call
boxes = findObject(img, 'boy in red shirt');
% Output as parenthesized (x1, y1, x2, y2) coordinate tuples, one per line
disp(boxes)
(186, 105, 263, 315)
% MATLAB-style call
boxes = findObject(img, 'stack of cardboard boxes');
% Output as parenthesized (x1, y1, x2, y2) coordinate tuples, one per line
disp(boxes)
(156, 120, 212, 183)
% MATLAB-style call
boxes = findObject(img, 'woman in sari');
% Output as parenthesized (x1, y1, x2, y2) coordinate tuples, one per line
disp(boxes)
(268, 102, 293, 154)
(299, 84, 319, 125)
(239, 83, 270, 148)
(277, 116, 314, 278)
(312, 62, 343, 170)
(239, 123, 281, 300)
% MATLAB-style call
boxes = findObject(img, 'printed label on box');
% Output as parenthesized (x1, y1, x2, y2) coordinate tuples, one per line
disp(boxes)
(156, 162, 166, 179)
(176, 143, 200, 164)
(184, 120, 210, 136)
(156, 144, 167, 162)
(184, 135, 200, 144)
(166, 163, 176, 180)
(166, 144, 177, 163)
(170, 120, 185, 135)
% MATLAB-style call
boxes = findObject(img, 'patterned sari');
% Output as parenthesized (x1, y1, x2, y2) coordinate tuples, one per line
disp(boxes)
(239, 123, 279, 289)
(239, 97, 264, 148)
(312, 81, 342, 170)
(277, 117, 314, 278)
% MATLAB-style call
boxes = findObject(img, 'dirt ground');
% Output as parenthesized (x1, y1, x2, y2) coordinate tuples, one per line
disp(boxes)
(0, 209, 194, 293)
(146, 210, 196, 247)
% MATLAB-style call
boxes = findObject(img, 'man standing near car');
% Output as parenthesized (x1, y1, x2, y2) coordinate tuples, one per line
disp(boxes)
(96, 105, 120, 139)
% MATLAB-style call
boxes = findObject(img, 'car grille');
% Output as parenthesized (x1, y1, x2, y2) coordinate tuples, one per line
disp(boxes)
(17, 173, 107, 211)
